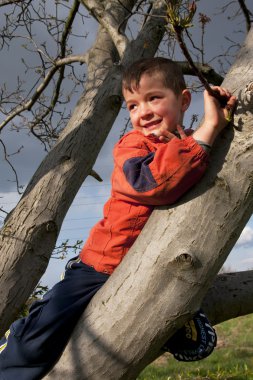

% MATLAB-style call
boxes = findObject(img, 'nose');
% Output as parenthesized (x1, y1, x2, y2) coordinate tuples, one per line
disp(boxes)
(138, 102, 153, 119)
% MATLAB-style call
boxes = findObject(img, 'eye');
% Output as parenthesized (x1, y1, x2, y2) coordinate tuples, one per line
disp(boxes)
(128, 103, 137, 111)
(150, 95, 161, 101)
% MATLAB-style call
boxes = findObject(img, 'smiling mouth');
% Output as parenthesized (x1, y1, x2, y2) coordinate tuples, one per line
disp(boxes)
(143, 119, 162, 130)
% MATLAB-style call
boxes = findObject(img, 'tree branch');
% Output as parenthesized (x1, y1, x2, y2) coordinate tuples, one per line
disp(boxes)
(238, 0, 252, 32)
(121, 0, 167, 66)
(80, 0, 129, 57)
(166, 2, 228, 106)
(0, 54, 88, 132)
(203, 270, 253, 325)
(177, 61, 223, 85)
(29, 0, 80, 138)
(0, 138, 23, 194)
(0, 0, 23, 6)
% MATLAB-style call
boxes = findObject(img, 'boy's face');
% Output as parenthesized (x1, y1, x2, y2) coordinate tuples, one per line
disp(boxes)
(123, 73, 191, 138)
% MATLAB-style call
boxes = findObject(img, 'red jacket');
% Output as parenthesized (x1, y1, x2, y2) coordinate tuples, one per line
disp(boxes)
(80, 130, 209, 274)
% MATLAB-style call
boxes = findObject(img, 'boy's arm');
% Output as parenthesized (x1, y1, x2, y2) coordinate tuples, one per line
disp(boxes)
(113, 87, 236, 206)
(192, 86, 237, 146)
(158, 87, 237, 148)
(112, 132, 209, 206)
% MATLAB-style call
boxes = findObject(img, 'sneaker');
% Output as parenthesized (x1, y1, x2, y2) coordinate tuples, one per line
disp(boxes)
(0, 330, 10, 354)
(162, 310, 217, 362)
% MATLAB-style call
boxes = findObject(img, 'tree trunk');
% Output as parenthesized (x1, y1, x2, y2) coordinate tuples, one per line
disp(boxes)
(0, 0, 166, 334)
(45, 27, 253, 380)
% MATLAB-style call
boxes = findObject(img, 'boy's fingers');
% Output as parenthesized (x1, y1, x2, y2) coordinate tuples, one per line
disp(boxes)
(159, 130, 176, 142)
(159, 126, 188, 143)
(176, 125, 187, 139)
(207, 86, 236, 108)
(210, 85, 231, 98)
(224, 106, 234, 123)
(224, 96, 237, 123)
(159, 136, 169, 142)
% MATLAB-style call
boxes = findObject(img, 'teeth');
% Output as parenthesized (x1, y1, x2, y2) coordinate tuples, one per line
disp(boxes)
(145, 120, 161, 128)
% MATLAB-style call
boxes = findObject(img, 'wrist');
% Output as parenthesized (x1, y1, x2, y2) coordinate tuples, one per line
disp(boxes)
(193, 123, 220, 146)
(195, 140, 212, 153)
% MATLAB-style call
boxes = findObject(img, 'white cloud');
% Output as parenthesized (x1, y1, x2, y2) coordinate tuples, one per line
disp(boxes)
(240, 257, 253, 265)
(235, 226, 253, 248)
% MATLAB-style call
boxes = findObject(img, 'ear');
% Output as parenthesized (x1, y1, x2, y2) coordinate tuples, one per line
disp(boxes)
(181, 89, 191, 112)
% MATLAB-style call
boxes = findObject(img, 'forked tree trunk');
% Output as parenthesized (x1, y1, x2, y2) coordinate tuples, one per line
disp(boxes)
(0, 0, 166, 334)
(45, 27, 253, 380)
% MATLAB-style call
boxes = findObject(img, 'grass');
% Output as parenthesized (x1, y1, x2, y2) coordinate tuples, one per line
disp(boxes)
(138, 314, 253, 380)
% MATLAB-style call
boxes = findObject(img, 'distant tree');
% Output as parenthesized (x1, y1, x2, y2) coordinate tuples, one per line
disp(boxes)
(0, 1, 253, 378)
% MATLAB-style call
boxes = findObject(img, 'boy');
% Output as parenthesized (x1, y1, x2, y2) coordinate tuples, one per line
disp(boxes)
(0, 57, 236, 379)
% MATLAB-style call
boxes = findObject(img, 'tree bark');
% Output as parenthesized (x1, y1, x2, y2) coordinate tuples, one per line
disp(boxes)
(0, 0, 166, 335)
(45, 27, 253, 380)
(203, 270, 253, 325)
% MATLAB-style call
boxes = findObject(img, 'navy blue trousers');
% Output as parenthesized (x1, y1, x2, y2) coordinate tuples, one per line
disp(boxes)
(0, 257, 109, 380)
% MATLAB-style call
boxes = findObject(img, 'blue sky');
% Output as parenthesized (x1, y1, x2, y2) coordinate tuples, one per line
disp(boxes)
(0, 1, 252, 288)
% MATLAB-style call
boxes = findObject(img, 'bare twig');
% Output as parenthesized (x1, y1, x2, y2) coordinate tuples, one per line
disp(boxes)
(198, 12, 211, 64)
(238, 0, 252, 32)
(0, 0, 89, 149)
(0, 54, 88, 132)
(52, 239, 83, 260)
(29, 0, 80, 139)
(0, 139, 23, 194)
(177, 61, 223, 85)
(174, 26, 219, 93)
(0, 0, 23, 6)
(0, 207, 9, 215)
(120, 117, 131, 138)
(90, 169, 103, 182)
(165, 1, 228, 106)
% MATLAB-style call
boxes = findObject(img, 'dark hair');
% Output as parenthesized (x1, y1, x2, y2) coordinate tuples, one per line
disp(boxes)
(122, 57, 186, 95)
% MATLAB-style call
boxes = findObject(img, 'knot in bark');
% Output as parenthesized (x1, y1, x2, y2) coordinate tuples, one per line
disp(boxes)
(46, 221, 57, 233)
(108, 94, 122, 109)
(174, 252, 194, 267)
(243, 81, 253, 106)
(60, 155, 71, 163)
(62, 155, 71, 160)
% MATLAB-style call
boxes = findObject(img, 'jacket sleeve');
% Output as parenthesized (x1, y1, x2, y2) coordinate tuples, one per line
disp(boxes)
(112, 132, 209, 206)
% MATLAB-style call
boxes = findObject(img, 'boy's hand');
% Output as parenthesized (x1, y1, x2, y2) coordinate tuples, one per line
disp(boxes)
(159, 125, 187, 143)
(203, 86, 237, 131)
(193, 86, 237, 146)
